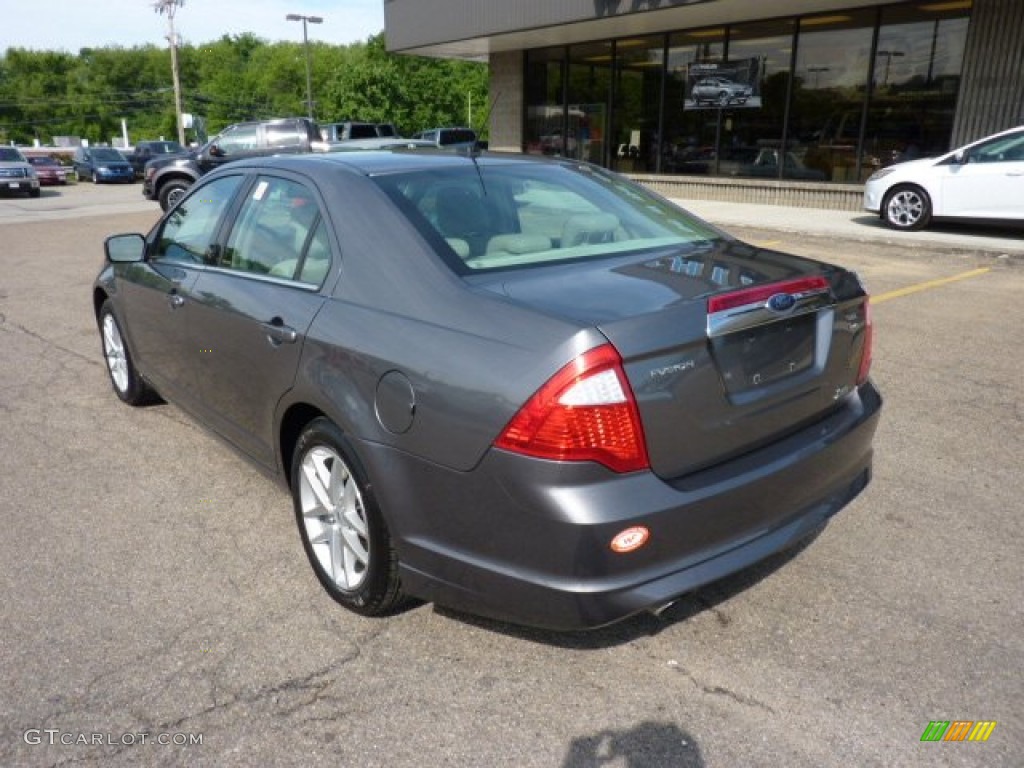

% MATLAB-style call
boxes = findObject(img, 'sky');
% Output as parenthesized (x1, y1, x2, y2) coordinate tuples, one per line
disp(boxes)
(0, 0, 385, 52)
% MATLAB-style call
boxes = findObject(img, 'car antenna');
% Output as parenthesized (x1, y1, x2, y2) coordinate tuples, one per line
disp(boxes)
(467, 91, 499, 194)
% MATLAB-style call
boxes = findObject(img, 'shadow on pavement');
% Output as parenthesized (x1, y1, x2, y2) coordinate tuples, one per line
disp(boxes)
(562, 722, 704, 767)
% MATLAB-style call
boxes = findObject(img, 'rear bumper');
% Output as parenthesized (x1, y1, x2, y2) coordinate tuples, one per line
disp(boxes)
(366, 381, 882, 630)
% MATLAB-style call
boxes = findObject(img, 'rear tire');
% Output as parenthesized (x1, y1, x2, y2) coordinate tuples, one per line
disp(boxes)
(291, 418, 404, 617)
(882, 185, 931, 231)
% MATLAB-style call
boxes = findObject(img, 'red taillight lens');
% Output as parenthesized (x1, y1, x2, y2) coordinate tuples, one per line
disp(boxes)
(494, 344, 650, 473)
(856, 298, 873, 385)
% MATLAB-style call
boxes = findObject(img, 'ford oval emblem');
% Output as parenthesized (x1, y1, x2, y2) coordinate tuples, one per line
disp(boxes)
(767, 292, 796, 313)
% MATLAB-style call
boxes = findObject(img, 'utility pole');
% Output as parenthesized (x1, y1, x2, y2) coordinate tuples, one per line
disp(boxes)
(153, 0, 186, 146)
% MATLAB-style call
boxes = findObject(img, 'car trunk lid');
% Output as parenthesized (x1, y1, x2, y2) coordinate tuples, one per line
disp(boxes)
(472, 240, 871, 477)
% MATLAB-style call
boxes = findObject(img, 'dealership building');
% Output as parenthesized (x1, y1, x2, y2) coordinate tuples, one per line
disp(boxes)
(384, 0, 1023, 208)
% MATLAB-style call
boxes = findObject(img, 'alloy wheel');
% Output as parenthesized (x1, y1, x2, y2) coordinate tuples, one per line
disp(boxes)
(102, 313, 129, 394)
(298, 445, 371, 591)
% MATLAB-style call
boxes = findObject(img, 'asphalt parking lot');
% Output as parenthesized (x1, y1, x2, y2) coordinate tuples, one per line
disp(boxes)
(0, 182, 1021, 767)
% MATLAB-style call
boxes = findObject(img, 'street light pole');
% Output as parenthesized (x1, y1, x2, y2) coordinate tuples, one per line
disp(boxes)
(286, 14, 323, 120)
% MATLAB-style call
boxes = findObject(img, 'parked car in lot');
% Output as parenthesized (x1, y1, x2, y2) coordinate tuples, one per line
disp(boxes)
(0, 146, 41, 197)
(691, 77, 753, 106)
(412, 126, 478, 148)
(27, 156, 69, 185)
(94, 150, 880, 630)
(73, 147, 135, 184)
(124, 140, 185, 179)
(864, 125, 1024, 230)
(143, 117, 327, 211)
(321, 121, 399, 141)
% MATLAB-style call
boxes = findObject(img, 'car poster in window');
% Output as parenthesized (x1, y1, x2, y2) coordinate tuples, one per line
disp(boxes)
(685, 58, 761, 110)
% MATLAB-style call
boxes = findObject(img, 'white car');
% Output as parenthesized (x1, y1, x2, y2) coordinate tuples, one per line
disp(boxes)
(864, 125, 1024, 230)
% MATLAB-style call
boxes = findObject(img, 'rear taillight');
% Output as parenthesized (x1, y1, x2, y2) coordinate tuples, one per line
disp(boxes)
(856, 298, 873, 385)
(494, 344, 649, 473)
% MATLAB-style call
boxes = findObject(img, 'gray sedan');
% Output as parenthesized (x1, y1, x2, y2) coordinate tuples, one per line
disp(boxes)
(93, 151, 880, 630)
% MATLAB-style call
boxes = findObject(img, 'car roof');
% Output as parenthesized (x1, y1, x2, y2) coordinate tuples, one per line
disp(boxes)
(219, 149, 562, 177)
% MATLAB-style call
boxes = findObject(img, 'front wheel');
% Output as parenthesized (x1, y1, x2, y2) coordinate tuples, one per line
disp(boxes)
(98, 301, 157, 405)
(292, 418, 404, 616)
(882, 185, 932, 230)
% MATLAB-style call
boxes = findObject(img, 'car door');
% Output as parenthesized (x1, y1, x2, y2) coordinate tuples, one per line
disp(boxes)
(115, 173, 245, 402)
(185, 174, 332, 468)
(940, 130, 1024, 219)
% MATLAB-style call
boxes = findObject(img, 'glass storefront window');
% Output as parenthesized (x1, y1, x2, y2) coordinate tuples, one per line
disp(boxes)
(522, 2, 972, 183)
(865, 3, 971, 173)
(721, 20, 795, 179)
(524, 47, 565, 157)
(792, 10, 875, 182)
(567, 42, 614, 165)
(611, 36, 665, 174)
(664, 29, 725, 175)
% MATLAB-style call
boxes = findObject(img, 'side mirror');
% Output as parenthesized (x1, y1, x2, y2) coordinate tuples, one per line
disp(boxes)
(105, 233, 146, 264)
(954, 149, 966, 164)
(208, 144, 225, 158)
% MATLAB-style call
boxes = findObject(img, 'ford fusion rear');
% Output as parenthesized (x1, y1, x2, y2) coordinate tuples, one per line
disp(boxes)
(93, 150, 880, 630)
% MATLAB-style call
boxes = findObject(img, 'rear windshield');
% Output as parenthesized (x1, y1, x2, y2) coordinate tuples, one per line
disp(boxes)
(373, 162, 719, 273)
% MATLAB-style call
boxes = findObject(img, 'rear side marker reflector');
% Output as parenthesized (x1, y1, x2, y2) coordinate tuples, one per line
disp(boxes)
(611, 526, 650, 553)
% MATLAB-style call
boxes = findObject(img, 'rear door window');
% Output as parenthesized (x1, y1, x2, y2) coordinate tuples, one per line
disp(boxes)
(220, 176, 330, 285)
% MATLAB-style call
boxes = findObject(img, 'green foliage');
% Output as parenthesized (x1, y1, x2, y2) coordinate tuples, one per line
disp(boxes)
(0, 32, 487, 145)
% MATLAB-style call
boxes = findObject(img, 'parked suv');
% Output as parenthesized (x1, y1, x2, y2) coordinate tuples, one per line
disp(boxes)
(143, 117, 327, 210)
(125, 140, 185, 179)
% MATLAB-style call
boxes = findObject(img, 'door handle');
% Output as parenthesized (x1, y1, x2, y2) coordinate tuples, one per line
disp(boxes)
(262, 318, 298, 346)
(167, 293, 185, 309)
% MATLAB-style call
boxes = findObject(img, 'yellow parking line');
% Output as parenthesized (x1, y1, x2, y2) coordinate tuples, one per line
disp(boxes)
(752, 240, 783, 248)
(873, 267, 991, 304)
